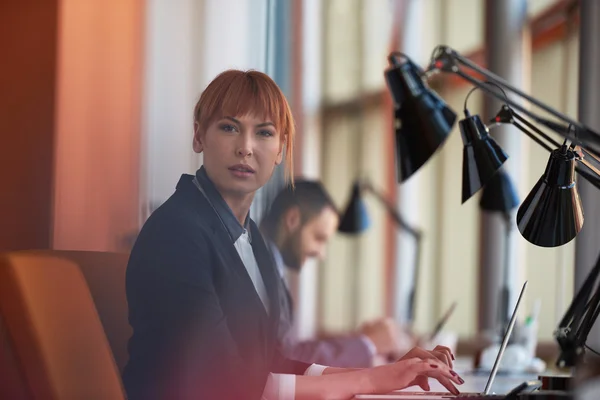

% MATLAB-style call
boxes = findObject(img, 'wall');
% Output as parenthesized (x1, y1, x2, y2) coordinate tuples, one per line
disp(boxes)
(142, 0, 206, 211)
(142, 0, 285, 225)
(142, 0, 271, 208)
(52, 0, 144, 252)
(0, 1, 58, 251)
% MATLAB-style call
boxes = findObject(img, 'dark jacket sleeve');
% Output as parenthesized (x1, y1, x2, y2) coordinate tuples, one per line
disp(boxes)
(270, 347, 313, 375)
(124, 217, 267, 400)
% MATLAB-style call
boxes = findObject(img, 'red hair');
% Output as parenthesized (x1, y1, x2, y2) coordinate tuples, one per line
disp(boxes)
(193, 70, 295, 185)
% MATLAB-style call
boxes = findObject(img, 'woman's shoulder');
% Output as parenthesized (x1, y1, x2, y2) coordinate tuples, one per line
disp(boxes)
(128, 195, 217, 276)
(135, 191, 216, 249)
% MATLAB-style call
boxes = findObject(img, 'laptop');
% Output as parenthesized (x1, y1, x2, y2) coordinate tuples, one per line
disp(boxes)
(355, 281, 529, 400)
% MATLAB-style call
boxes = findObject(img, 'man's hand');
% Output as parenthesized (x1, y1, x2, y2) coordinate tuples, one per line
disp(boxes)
(360, 317, 403, 356)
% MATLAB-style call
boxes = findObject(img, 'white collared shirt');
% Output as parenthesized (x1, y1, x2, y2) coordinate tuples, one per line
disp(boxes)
(234, 230, 271, 315)
(232, 232, 327, 400)
(193, 173, 329, 397)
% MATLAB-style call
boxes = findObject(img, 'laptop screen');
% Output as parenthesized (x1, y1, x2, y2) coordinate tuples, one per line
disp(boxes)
(483, 281, 528, 395)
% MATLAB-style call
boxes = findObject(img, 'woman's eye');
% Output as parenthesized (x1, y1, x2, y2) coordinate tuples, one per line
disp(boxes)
(258, 130, 274, 137)
(220, 124, 237, 132)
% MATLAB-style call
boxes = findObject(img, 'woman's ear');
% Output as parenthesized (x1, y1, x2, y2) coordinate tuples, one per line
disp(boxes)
(193, 121, 204, 153)
(276, 135, 286, 165)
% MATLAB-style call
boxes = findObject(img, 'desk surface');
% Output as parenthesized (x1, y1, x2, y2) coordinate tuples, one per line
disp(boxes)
(351, 360, 538, 400)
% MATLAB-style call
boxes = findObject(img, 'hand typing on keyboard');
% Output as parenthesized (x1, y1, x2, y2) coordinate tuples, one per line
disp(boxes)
(367, 357, 464, 396)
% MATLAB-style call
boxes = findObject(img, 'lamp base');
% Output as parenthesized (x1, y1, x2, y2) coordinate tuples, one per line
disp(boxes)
(516, 391, 572, 399)
(539, 374, 572, 391)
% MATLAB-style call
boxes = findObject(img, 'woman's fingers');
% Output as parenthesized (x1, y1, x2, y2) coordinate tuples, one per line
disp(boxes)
(411, 359, 463, 394)
(431, 350, 452, 368)
(433, 345, 455, 362)
(412, 375, 431, 392)
(435, 376, 460, 396)
(381, 358, 463, 396)
(402, 347, 453, 368)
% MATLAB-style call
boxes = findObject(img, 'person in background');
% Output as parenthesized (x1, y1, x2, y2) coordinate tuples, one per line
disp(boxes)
(123, 69, 462, 400)
(260, 180, 417, 368)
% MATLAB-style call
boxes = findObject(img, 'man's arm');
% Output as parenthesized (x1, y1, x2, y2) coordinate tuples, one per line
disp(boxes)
(279, 317, 410, 367)
(280, 335, 374, 368)
(276, 278, 374, 368)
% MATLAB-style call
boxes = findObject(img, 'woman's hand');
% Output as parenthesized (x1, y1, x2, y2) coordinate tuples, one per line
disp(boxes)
(398, 345, 455, 369)
(366, 357, 463, 396)
(294, 347, 463, 400)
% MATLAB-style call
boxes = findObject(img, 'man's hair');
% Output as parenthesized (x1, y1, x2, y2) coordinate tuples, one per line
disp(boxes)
(260, 180, 338, 239)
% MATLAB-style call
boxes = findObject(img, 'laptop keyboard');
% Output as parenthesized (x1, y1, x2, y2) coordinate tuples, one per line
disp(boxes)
(403, 393, 469, 396)
(396, 392, 502, 399)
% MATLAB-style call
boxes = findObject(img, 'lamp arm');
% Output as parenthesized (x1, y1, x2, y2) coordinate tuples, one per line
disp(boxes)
(408, 235, 422, 323)
(511, 120, 554, 153)
(510, 109, 562, 148)
(456, 69, 600, 158)
(578, 151, 600, 179)
(428, 46, 600, 155)
(519, 127, 600, 190)
(577, 164, 600, 190)
(514, 110, 600, 178)
(558, 261, 600, 332)
(492, 107, 600, 191)
(361, 182, 423, 323)
(441, 47, 576, 125)
(555, 253, 600, 367)
(362, 183, 423, 239)
(577, 286, 600, 345)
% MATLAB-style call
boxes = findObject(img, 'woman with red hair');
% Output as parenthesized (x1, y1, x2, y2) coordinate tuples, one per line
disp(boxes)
(122, 69, 463, 400)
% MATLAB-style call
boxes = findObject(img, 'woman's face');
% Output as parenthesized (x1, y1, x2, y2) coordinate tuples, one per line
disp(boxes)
(193, 113, 284, 199)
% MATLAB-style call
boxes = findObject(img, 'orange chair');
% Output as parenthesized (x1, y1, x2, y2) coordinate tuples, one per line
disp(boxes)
(0, 252, 126, 400)
(28, 250, 132, 373)
(0, 312, 29, 399)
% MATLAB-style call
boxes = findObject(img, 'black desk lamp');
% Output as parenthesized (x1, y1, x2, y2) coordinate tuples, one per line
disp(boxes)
(383, 44, 600, 369)
(384, 45, 600, 184)
(338, 179, 422, 323)
(462, 103, 600, 371)
(486, 104, 600, 368)
(385, 59, 456, 183)
(460, 113, 509, 203)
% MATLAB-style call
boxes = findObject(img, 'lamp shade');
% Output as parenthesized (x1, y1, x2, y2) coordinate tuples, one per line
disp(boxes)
(517, 148, 584, 247)
(338, 182, 370, 234)
(479, 169, 520, 213)
(460, 114, 508, 203)
(385, 59, 457, 183)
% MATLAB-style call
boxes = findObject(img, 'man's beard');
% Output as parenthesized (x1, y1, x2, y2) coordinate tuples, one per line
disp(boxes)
(280, 231, 303, 271)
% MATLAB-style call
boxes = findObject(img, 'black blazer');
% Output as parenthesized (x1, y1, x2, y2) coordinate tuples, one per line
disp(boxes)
(122, 174, 310, 400)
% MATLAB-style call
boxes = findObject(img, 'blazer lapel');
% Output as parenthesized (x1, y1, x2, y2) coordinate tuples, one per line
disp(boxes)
(185, 181, 271, 321)
(211, 222, 272, 320)
(250, 224, 281, 336)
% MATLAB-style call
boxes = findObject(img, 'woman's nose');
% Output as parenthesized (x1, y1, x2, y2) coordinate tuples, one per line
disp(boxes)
(236, 133, 253, 157)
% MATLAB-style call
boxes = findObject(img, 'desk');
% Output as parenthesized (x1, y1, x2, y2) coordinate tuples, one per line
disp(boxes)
(351, 367, 538, 399)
